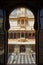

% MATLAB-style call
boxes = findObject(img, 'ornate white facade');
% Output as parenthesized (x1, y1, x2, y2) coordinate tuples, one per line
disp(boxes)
(8, 8, 35, 53)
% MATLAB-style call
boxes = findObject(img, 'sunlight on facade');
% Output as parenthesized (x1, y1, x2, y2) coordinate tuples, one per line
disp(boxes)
(7, 8, 36, 64)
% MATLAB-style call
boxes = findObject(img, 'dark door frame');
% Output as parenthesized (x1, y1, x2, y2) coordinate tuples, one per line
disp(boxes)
(20, 45, 26, 52)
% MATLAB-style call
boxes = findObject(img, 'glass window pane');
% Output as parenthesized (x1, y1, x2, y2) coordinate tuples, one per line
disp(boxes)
(40, 9, 43, 29)
(0, 10, 3, 32)
(40, 17, 43, 29)
(0, 9, 5, 64)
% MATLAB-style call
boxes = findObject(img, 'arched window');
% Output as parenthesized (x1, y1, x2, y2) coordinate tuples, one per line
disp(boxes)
(7, 7, 36, 64)
(40, 9, 43, 29)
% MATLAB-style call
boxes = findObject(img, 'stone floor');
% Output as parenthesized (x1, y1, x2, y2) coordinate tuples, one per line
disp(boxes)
(7, 53, 36, 64)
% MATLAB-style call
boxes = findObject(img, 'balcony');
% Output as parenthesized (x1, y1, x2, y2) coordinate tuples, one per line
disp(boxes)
(8, 39, 35, 44)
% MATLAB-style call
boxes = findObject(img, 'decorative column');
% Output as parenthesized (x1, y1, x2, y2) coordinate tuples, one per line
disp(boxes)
(24, 19, 26, 29)
(16, 32, 17, 39)
(24, 32, 25, 39)
(20, 19, 21, 27)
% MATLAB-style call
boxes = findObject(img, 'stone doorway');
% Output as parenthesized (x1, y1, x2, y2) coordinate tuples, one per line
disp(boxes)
(20, 45, 26, 53)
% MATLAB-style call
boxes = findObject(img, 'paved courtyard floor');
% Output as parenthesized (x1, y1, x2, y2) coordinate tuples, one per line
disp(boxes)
(7, 53, 36, 64)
